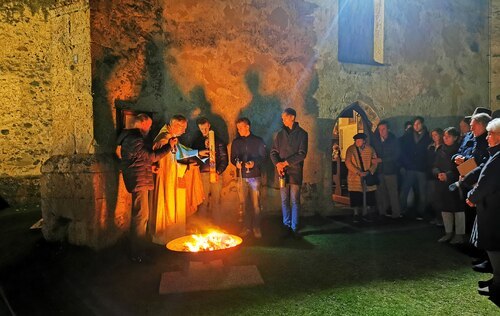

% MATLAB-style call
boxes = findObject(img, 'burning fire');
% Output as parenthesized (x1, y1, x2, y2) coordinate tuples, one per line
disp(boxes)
(167, 230, 242, 253)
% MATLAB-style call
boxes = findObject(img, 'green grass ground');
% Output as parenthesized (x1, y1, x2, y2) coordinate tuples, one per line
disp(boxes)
(0, 206, 498, 315)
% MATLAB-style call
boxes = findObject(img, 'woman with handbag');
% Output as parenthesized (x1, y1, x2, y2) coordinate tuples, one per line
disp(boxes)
(432, 127, 463, 244)
(345, 133, 379, 223)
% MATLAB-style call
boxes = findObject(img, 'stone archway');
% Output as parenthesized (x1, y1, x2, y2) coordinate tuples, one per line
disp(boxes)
(331, 101, 380, 205)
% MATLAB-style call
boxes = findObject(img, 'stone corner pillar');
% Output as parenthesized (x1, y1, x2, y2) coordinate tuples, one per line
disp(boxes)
(41, 154, 131, 250)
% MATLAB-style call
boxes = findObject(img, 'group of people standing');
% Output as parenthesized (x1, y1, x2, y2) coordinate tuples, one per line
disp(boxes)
(343, 107, 500, 302)
(117, 108, 308, 262)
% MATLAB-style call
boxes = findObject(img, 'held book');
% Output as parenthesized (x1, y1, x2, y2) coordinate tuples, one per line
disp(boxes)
(175, 143, 208, 165)
(457, 157, 477, 176)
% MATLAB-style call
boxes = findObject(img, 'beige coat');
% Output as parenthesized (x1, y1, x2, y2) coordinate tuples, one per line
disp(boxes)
(345, 144, 378, 192)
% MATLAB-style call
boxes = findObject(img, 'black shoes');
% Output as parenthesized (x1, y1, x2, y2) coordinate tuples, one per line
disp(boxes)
(473, 260, 493, 273)
(292, 230, 302, 240)
(282, 226, 302, 240)
(478, 278, 493, 289)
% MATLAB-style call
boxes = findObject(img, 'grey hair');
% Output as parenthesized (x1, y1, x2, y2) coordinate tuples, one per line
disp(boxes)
(486, 118, 500, 133)
(471, 113, 492, 127)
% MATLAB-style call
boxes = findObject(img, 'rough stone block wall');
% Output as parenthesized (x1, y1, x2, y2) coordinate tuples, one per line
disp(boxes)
(492, 0, 500, 111)
(0, 0, 93, 205)
(41, 154, 131, 249)
(50, 1, 93, 155)
(0, 3, 53, 204)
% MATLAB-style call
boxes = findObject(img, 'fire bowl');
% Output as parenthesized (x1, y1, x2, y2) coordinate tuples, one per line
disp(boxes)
(166, 233, 243, 262)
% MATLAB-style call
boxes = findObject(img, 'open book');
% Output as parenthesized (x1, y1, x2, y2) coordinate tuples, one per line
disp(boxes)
(175, 143, 208, 165)
(457, 157, 477, 176)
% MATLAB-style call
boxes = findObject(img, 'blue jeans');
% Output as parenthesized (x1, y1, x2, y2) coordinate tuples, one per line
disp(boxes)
(399, 170, 427, 217)
(239, 177, 262, 230)
(280, 184, 301, 231)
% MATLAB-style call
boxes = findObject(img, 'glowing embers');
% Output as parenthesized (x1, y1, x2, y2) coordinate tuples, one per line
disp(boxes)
(166, 230, 242, 253)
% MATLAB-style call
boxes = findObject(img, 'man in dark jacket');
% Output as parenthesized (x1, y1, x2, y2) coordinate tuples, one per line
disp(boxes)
(191, 117, 228, 224)
(231, 117, 267, 238)
(270, 108, 308, 238)
(117, 114, 173, 262)
(456, 111, 492, 272)
(453, 110, 492, 169)
(399, 116, 432, 219)
(372, 120, 401, 219)
(466, 118, 500, 301)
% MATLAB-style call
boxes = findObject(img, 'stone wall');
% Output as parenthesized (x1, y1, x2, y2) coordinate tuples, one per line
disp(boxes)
(0, 0, 93, 205)
(89, 0, 490, 216)
(0, 3, 52, 204)
(41, 154, 130, 249)
(314, 0, 490, 130)
(492, 0, 500, 111)
(1, 0, 493, 211)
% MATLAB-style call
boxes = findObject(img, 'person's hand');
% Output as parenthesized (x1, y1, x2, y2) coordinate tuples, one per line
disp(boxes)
(245, 161, 254, 169)
(152, 165, 159, 174)
(198, 149, 209, 157)
(373, 158, 382, 164)
(276, 162, 285, 175)
(454, 156, 465, 165)
(276, 161, 288, 170)
(466, 199, 475, 207)
(168, 137, 178, 148)
(358, 171, 368, 177)
(236, 161, 243, 169)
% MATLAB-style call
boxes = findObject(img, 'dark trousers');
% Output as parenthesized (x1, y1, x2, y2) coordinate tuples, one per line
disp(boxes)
(487, 251, 500, 296)
(131, 190, 150, 255)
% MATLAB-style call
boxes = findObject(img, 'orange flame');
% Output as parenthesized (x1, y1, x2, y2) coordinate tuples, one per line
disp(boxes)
(165, 230, 242, 252)
(184, 231, 241, 252)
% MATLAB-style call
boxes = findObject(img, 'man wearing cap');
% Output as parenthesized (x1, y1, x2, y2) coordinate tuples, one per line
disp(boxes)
(271, 108, 308, 239)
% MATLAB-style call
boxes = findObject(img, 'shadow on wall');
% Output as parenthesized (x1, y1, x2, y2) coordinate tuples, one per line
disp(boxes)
(185, 86, 229, 146)
(139, 40, 195, 139)
(238, 71, 283, 187)
(239, 71, 283, 145)
(92, 50, 121, 154)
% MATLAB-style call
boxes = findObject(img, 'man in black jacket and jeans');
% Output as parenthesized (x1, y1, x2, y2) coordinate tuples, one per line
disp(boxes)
(191, 117, 229, 224)
(117, 114, 174, 262)
(231, 117, 267, 238)
(270, 108, 308, 238)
